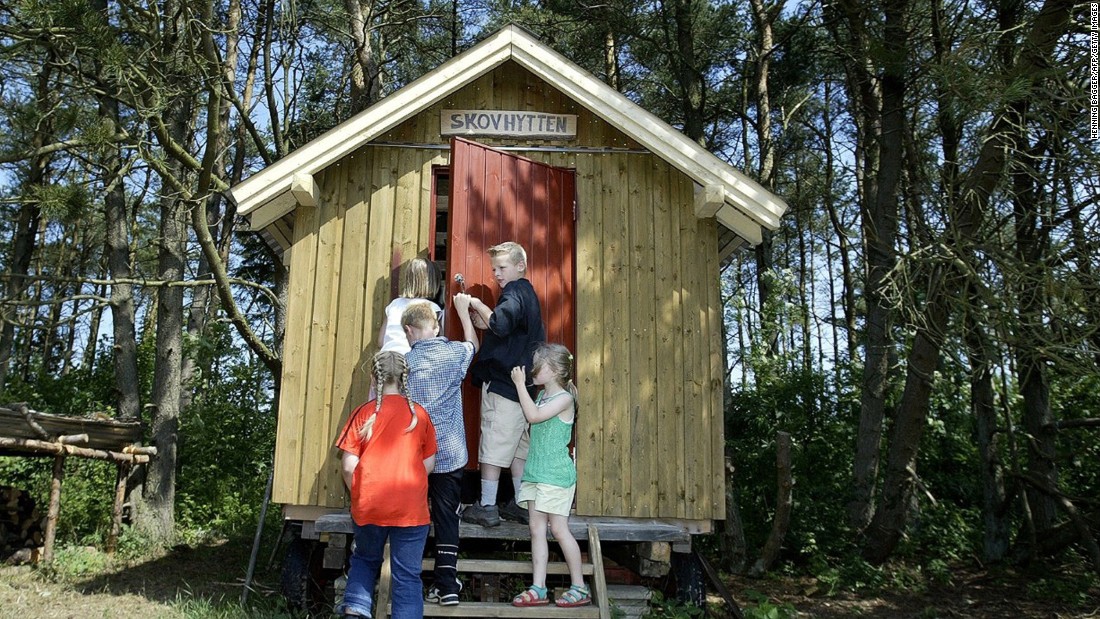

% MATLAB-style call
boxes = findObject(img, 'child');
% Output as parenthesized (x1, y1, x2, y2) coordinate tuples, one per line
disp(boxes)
(462, 241, 545, 527)
(402, 295, 478, 606)
(378, 257, 442, 355)
(335, 351, 437, 619)
(508, 343, 590, 608)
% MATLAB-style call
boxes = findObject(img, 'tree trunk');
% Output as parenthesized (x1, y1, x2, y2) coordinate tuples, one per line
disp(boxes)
(345, 0, 383, 114)
(862, 0, 1075, 561)
(1012, 160, 1058, 533)
(746, 0, 783, 369)
(963, 293, 1011, 561)
(180, 0, 243, 414)
(88, 0, 141, 421)
(862, 278, 943, 563)
(82, 281, 107, 370)
(133, 0, 194, 541)
(137, 156, 189, 543)
(0, 58, 52, 392)
(603, 29, 620, 91)
(820, 81, 857, 365)
(663, 0, 707, 146)
(827, 0, 905, 532)
(750, 432, 793, 576)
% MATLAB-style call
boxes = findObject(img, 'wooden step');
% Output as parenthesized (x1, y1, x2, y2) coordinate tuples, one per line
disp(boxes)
(420, 601, 600, 617)
(423, 558, 595, 575)
(374, 524, 611, 619)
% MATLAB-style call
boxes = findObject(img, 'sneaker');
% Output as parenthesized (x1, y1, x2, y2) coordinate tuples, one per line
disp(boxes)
(500, 499, 529, 524)
(461, 502, 501, 527)
(439, 591, 460, 606)
(427, 581, 462, 605)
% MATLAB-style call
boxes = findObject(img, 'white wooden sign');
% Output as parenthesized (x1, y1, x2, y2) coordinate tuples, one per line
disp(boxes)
(441, 109, 577, 139)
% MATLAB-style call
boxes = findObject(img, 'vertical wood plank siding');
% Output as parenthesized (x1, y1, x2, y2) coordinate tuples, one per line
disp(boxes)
(271, 61, 726, 520)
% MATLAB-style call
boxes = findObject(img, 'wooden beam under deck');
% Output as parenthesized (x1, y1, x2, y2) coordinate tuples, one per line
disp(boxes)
(312, 512, 703, 543)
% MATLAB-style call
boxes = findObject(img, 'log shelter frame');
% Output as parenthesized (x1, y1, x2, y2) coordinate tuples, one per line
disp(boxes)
(0, 403, 154, 562)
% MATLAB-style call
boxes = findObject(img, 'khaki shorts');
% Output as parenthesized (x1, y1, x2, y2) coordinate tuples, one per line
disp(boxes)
(517, 481, 576, 517)
(478, 384, 530, 467)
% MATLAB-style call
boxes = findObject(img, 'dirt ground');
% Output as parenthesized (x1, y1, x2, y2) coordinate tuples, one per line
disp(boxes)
(720, 568, 1099, 618)
(1, 537, 1097, 619)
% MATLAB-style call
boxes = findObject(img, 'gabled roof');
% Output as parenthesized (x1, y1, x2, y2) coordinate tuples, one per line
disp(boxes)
(228, 24, 787, 248)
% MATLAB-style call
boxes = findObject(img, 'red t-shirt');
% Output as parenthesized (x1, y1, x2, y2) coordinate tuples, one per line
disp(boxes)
(336, 395, 437, 527)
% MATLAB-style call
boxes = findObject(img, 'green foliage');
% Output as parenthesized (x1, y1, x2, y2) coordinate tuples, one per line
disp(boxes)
(38, 544, 111, 580)
(173, 592, 298, 619)
(1024, 571, 1098, 606)
(0, 456, 117, 543)
(642, 590, 705, 618)
(726, 366, 859, 559)
(0, 320, 275, 545)
(0, 351, 119, 417)
(808, 555, 887, 594)
(1052, 372, 1100, 496)
(175, 325, 276, 535)
(740, 590, 798, 619)
(896, 502, 979, 563)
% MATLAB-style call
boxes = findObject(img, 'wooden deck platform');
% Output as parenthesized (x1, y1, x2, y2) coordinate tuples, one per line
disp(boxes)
(313, 512, 695, 543)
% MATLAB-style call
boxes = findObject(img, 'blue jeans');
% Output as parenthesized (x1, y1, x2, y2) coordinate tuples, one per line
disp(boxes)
(339, 523, 429, 619)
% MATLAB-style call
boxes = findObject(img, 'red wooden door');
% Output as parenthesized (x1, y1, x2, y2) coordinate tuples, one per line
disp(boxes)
(445, 137, 576, 469)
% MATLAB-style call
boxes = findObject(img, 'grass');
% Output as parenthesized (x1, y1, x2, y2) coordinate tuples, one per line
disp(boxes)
(0, 532, 299, 619)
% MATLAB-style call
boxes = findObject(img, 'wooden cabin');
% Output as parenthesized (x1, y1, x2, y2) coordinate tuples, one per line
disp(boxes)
(229, 25, 786, 532)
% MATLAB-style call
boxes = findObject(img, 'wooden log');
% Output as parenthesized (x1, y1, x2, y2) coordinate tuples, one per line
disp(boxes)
(1046, 418, 1100, 430)
(16, 403, 49, 439)
(58, 434, 89, 445)
(0, 437, 151, 464)
(108, 461, 130, 554)
(122, 445, 158, 456)
(697, 551, 744, 619)
(43, 455, 65, 563)
(0, 485, 44, 562)
(749, 431, 793, 577)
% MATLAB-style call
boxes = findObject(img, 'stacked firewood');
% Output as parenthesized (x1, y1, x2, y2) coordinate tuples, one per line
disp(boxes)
(1, 485, 44, 564)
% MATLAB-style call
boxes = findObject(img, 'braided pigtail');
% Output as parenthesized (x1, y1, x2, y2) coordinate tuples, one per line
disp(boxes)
(397, 362, 418, 434)
(360, 350, 407, 441)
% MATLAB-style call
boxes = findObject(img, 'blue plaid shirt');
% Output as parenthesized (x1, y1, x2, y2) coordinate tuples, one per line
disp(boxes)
(405, 337, 475, 474)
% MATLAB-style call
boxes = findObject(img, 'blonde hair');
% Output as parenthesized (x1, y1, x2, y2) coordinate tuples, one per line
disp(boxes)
(531, 343, 578, 408)
(400, 301, 439, 331)
(487, 241, 527, 269)
(399, 257, 441, 300)
(359, 350, 418, 441)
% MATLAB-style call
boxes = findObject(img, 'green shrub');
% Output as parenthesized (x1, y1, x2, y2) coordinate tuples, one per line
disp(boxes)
(642, 591, 705, 618)
(741, 589, 798, 619)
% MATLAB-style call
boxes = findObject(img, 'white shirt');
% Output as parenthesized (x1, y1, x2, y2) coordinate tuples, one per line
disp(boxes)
(380, 297, 442, 354)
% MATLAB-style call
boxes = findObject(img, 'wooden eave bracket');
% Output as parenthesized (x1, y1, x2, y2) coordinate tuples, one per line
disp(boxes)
(291, 173, 318, 207)
(694, 183, 723, 218)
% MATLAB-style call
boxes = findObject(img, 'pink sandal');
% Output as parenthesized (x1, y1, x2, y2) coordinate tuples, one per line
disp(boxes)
(513, 585, 550, 607)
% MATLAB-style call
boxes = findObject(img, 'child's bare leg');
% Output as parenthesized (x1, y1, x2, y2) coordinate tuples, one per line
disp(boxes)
(480, 462, 502, 481)
(529, 509, 550, 587)
(509, 457, 526, 490)
(548, 513, 584, 587)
